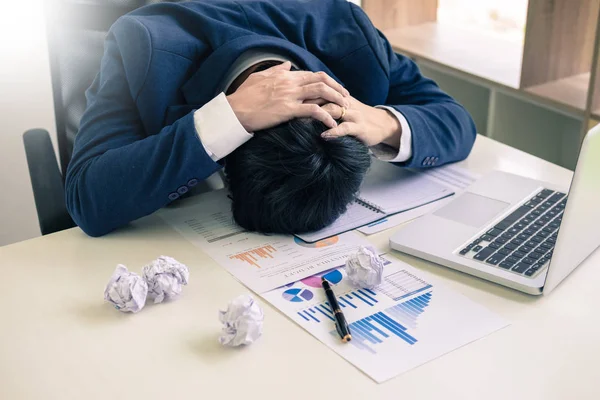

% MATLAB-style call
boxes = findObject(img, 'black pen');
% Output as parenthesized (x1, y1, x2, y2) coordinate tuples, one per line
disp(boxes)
(322, 277, 352, 343)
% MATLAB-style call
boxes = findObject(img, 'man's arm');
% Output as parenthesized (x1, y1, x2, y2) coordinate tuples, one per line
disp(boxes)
(364, 2, 476, 167)
(323, 4, 477, 167)
(382, 49, 477, 168)
(67, 18, 350, 237)
(65, 17, 221, 237)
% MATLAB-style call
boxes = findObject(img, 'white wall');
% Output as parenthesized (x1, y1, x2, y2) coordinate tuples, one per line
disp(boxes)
(0, 1, 56, 246)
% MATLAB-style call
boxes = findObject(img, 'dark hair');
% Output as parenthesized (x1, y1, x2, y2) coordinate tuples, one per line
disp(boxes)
(224, 118, 371, 234)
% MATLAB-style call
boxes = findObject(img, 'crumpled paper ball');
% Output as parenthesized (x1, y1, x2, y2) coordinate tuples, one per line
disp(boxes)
(219, 295, 264, 347)
(104, 264, 149, 313)
(142, 256, 189, 304)
(345, 246, 385, 289)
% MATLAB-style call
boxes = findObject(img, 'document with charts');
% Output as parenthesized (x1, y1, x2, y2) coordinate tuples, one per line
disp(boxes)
(157, 189, 370, 293)
(262, 258, 508, 383)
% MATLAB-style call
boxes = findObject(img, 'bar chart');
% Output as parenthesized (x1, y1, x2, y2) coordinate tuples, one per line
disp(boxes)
(263, 258, 508, 383)
(387, 292, 432, 330)
(296, 287, 380, 323)
(344, 292, 432, 354)
(228, 245, 277, 268)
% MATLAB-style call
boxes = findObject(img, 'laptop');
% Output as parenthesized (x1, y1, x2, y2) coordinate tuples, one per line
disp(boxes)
(390, 125, 600, 295)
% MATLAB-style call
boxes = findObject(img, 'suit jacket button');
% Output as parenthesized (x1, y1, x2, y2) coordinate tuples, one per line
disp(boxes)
(168, 192, 180, 201)
(177, 186, 189, 195)
(187, 178, 198, 187)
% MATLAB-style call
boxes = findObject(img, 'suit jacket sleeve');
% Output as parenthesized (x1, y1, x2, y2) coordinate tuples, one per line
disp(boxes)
(351, 5, 477, 168)
(65, 16, 220, 237)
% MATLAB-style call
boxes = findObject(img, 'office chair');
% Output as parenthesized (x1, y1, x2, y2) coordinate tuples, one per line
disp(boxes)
(23, 0, 185, 235)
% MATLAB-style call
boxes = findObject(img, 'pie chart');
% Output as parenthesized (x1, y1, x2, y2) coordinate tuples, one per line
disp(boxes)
(282, 288, 314, 302)
(301, 269, 343, 288)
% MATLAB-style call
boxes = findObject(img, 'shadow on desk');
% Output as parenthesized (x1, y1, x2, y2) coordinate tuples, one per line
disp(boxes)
(89, 215, 184, 243)
(185, 333, 251, 363)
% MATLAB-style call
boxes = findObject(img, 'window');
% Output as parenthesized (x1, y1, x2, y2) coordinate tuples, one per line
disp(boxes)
(437, 0, 528, 43)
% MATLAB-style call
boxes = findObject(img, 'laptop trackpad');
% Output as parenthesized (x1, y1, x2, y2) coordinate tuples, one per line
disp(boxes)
(434, 192, 510, 228)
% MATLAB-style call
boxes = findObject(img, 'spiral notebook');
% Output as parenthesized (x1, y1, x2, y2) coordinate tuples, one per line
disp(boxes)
(295, 160, 455, 243)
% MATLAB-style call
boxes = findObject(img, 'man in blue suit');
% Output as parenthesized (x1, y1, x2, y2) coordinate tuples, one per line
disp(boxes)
(66, 0, 477, 237)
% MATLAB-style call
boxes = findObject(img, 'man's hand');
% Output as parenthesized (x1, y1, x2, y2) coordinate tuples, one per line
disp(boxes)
(227, 61, 350, 132)
(320, 96, 402, 148)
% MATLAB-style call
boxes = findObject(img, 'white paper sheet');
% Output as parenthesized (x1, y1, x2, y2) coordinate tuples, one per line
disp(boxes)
(419, 163, 481, 190)
(297, 160, 454, 243)
(262, 257, 508, 383)
(358, 164, 481, 235)
(358, 161, 454, 214)
(158, 190, 372, 293)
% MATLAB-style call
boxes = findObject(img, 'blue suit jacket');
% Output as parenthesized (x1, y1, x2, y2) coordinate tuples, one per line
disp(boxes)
(66, 0, 476, 237)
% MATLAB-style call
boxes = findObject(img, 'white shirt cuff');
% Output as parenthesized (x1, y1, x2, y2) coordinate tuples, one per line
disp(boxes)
(193, 92, 253, 161)
(369, 106, 412, 163)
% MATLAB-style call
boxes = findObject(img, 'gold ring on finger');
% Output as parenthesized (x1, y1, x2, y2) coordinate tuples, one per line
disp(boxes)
(340, 106, 347, 119)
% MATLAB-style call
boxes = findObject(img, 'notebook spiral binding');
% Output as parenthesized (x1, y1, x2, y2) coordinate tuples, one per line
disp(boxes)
(355, 198, 384, 213)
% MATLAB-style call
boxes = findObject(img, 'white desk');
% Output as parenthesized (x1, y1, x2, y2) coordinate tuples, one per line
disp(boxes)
(1, 135, 599, 400)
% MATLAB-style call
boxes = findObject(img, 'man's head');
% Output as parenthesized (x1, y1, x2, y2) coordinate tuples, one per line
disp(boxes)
(224, 118, 371, 234)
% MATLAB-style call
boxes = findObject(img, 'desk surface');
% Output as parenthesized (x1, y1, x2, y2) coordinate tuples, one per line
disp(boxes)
(1, 135, 599, 400)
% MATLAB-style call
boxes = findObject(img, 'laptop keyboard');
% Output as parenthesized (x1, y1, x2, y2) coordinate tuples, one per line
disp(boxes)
(458, 189, 567, 278)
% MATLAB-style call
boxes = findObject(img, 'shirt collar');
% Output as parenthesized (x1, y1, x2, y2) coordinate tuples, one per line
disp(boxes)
(218, 49, 299, 94)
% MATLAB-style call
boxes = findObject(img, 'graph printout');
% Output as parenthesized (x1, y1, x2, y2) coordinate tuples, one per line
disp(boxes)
(158, 189, 369, 293)
(263, 258, 509, 382)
